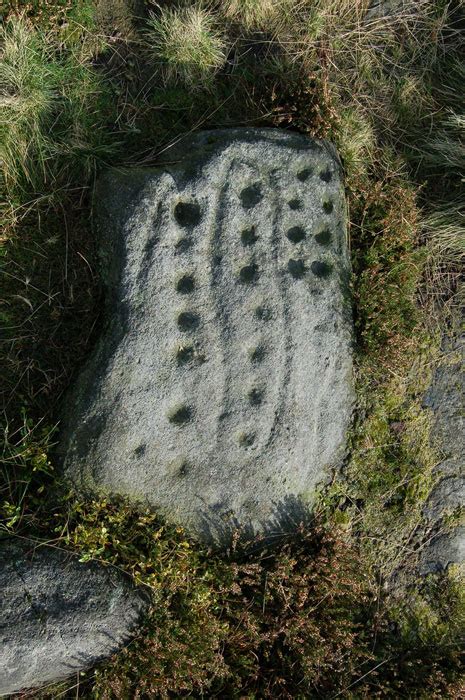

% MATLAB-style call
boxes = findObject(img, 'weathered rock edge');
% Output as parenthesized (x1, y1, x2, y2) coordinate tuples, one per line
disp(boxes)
(0, 539, 149, 697)
(57, 128, 354, 545)
(420, 318, 465, 575)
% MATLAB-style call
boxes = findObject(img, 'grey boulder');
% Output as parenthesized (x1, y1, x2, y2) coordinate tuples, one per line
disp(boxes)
(57, 128, 354, 544)
(420, 322, 464, 575)
(419, 527, 465, 576)
(0, 540, 148, 696)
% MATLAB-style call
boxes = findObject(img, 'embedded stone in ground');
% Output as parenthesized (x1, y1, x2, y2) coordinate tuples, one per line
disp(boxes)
(57, 128, 353, 545)
(0, 540, 148, 696)
(420, 322, 464, 575)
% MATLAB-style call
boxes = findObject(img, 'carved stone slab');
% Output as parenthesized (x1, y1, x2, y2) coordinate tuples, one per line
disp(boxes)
(58, 129, 354, 543)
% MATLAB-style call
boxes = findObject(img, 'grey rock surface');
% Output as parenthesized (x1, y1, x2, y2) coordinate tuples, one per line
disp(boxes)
(420, 322, 464, 575)
(419, 527, 465, 577)
(58, 128, 353, 544)
(367, 1, 417, 20)
(0, 540, 148, 696)
(367, 0, 403, 16)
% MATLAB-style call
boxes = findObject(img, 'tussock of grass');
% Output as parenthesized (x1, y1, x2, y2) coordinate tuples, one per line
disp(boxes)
(335, 107, 376, 181)
(408, 55, 465, 309)
(267, 0, 460, 174)
(418, 111, 465, 176)
(0, 17, 56, 191)
(146, 4, 227, 87)
(0, 13, 114, 202)
(222, 0, 284, 29)
(425, 202, 465, 263)
(423, 200, 465, 310)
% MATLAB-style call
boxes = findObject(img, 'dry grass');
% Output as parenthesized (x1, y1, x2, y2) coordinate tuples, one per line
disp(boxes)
(426, 202, 465, 262)
(146, 3, 227, 87)
(0, 13, 113, 201)
(0, 17, 58, 192)
(424, 200, 465, 311)
(222, 0, 286, 29)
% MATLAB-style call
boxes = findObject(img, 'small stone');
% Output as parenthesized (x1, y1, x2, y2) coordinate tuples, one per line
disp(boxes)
(0, 540, 148, 696)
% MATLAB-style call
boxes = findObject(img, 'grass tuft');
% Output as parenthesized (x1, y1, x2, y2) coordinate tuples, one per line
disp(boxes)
(222, 0, 284, 29)
(146, 4, 227, 88)
(1, 16, 59, 194)
(0, 13, 114, 202)
(424, 199, 465, 310)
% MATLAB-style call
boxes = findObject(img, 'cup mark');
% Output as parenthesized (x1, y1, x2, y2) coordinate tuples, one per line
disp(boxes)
(177, 311, 200, 331)
(175, 237, 193, 253)
(286, 226, 306, 244)
(249, 345, 265, 363)
(239, 263, 259, 284)
(168, 404, 192, 425)
(323, 199, 334, 214)
(297, 167, 312, 181)
(287, 258, 306, 279)
(248, 387, 264, 406)
(319, 168, 332, 182)
(169, 456, 189, 477)
(254, 305, 272, 321)
(238, 431, 255, 447)
(176, 274, 195, 294)
(240, 183, 263, 209)
(176, 344, 195, 365)
(311, 260, 333, 278)
(174, 201, 201, 227)
(241, 226, 258, 246)
(315, 228, 331, 245)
